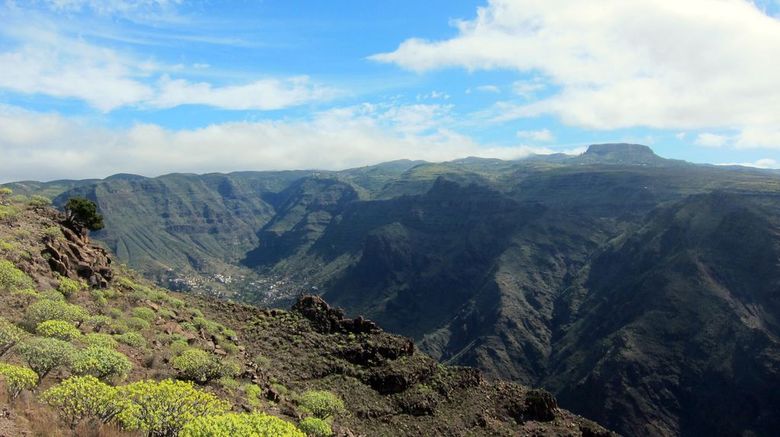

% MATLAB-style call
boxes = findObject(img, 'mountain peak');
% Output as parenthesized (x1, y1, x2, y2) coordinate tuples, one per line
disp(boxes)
(580, 143, 663, 165)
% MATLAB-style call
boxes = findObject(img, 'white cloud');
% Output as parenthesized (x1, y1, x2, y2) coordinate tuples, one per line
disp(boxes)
(718, 158, 779, 169)
(0, 26, 334, 111)
(517, 128, 554, 142)
(371, 0, 780, 148)
(475, 85, 500, 93)
(31, 0, 181, 16)
(0, 104, 549, 182)
(694, 133, 730, 147)
(150, 76, 335, 110)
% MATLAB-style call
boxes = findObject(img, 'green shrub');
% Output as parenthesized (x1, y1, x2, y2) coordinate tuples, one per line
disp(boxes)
(0, 362, 38, 399)
(36, 320, 81, 341)
(11, 287, 38, 300)
(108, 308, 123, 319)
(41, 375, 128, 429)
(172, 349, 222, 383)
(131, 307, 156, 322)
(87, 315, 112, 332)
(218, 376, 240, 392)
(126, 316, 151, 331)
(0, 205, 20, 220)
(0, 317, 26, 356)
(0, 187, 11, 197)
(0, 260, 34, 291)
(29, 195, 51, 208)
(39, 289, 66, 301)
(243, 384, 263, 408)
(115, 332, 146, 348)
(0, 239, 15, 252)
(18, 337, 75, 379)
(23, 299, 88, 329)
(298, 417, 333, 437)
(298, 390, 345, 419)
(180, 413, 304, 437)
(169, 339, 190, 356)
(71, 346, 132, 381)
(42, 225, 63, 240)
(82, 333, 118, 348)
(118, 379, 231, 436)
(57, 277, 81, 297)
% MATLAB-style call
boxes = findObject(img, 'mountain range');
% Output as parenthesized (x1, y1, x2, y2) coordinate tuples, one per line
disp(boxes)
(5, 143, 780, 436)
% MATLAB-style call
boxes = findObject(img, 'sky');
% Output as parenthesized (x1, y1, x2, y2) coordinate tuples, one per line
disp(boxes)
(1, 0, 780, 182)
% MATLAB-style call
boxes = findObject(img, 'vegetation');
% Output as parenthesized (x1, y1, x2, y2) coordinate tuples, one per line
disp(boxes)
(36, 319, 82, 341)
(24, 299, 89, 329)
(70, 345, 132, 381)
(42, 376, 128, 429)
(0, 362, 38, 399)
(57, 276, 81, 297)
(298, 390, 345, 419)
(64, 197, 104, 232)
(0, 316, 26, 356)
(180, 413, 305, 437)
(119, 379, 231, 436)
(298, 417, 333, 437)
(0, 259, 34, 291)
(18, 336, 75, 379)
(172, 348, 224, 383)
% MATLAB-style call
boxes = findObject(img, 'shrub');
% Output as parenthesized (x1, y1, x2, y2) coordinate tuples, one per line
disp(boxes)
(243, 384, 263, 408)
(29, 195, 51, 208)
(41, 375, 128, 429)
(0, 317, 26, 356)
(87, 315, 112, 332)
(36, 320, 81, 341)
(118, 379, 231, 436)
(180, 413, 304, 437)
(0, 362, 38, 399)
(23, 299, 88, 329)
(218, 376, 239, 392)
(0, 259, 34, 291)
(126, 316, 151, 331)
(42, 226, 63, 240)
(18, 337, 75, 379)
(39, 289, 66, 301)
(57, 277, 81, 297)
(169, 339, 190, 355)
(115, 332, 146, 348)
(131, 307, 156, 322)
(298, 390, 346, 419)
(82, 333, 118, 349)
(0, 187, 11, 198)
(70, 346, 132, 381)
(298, 417, 333, 437)
(172, 349, 222, 383)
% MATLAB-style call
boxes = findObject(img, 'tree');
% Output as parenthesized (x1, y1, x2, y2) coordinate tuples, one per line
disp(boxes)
(17, 337, 75, 379)
(41, 375, 128, 429)
(64, 197, 104, 233)
(180, 413, 305, 437)
(70, 345, 132, 381)
(118, 379, 231, 436)
(0, 362, 38, 399)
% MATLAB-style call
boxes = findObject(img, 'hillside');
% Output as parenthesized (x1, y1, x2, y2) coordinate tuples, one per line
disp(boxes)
(0, 192, 611, 436)
(5, 143, 780, 436)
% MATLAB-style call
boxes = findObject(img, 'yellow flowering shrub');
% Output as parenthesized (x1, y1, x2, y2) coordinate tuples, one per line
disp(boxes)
(0, 362, 38, 399)
(180, 413, 305, 437)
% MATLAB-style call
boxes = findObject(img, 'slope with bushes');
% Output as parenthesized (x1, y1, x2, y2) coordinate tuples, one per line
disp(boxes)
(0, 191, 611, 435)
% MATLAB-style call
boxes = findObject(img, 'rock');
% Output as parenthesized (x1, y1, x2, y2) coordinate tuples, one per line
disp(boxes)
(292, 295, 382, 335)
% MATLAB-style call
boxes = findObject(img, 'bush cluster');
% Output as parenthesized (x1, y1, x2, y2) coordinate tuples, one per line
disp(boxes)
(180, 413, 304, 437)
(172, 349, 230, 383)
(115, 332, 146, 348)
(70, 345, 132, 381)
(0, 362, 38, 399)
(57, 277, 81, 298)
(36, 320, 81, 341)
(18, 336, 75, 379)
(23, 299, 88, 329)
(0, 317, 26, 356)
(297, 390, 346, 419)
(298, 417, 333, 437)
(41, 375, 128, 429)
(0, 259, 34, 292)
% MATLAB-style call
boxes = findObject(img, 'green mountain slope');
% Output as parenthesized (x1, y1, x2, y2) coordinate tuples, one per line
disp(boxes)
(6, 144, 780, 436)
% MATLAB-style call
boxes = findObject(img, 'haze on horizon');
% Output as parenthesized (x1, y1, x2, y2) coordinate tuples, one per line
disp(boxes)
(1, 0, 780, 183)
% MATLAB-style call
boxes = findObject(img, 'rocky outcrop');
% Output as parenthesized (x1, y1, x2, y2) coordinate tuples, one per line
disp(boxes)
(292, 295, 381, 335)
(42, 222, 113, 288)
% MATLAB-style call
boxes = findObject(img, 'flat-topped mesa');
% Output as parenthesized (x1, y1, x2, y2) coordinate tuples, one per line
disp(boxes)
(580, 143, 663, 165)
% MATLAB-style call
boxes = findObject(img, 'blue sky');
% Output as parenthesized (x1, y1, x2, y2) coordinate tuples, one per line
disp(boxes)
(1, 0, 780, 182)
